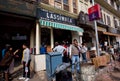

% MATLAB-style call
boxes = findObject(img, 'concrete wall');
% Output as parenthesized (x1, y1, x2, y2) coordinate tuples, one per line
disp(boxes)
(71, 31, 83, 44)
(81, 64, 96, 81)
(31, 54, 46, 72)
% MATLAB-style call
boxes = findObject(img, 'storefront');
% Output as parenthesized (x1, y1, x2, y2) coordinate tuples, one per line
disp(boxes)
(116, 37, 120, 45)
(102, 32, 120, 45)
(0, 0, 36, 61)
(30, 8, 84, 54)
(94, 26, 120, 50)
(30, 8, 84, 71)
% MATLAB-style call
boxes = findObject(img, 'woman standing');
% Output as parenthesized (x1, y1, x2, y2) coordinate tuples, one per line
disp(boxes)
(0, 46, 18, 81)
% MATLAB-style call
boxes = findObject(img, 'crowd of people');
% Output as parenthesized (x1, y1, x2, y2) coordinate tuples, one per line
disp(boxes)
(0, 43, 31, 81)
(52, 39, 120, 74)
(0, 39, 120, 81)
(52, 39, 88, 74)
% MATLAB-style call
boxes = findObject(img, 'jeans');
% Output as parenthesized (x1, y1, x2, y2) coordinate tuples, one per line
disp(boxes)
(23, 60, 31, 78)
(82, 52, 87, 63)
(72, 55, 80, 73)
(62, 54, 70, 63)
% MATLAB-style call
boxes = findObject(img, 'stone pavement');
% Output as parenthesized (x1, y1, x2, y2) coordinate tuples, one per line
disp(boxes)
(0, 64, 47, 81)
(13, 62, 120, 81)
(95, 61, 120, 81)
(12, 69, 47, 81)
(95, 70, 120, 81)
(1, 61, 120, 81)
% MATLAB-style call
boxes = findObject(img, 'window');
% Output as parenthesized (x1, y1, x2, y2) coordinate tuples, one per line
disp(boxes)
(90, 0, 92, 4)
(79, 0, 83, 3)
(104, 14, 106, 24)
(117, 5, 120, 11)
(114, 20, 118, 28)
(100, 9, 103, 23)
(107, 15, 111, 26)
(41, 0, 49, 4)
(55, 0, 61, 2)
(73, 0, 76, 8)
(73, 0, 77, 13)
(63, 0, 68, 4)
(119, 20, 120, 26)
(84, 0, 89, 2)
(104, 0, 108, 2)
(110, 0, 114, 7)
(63, 0, 69, 11)
(114, 17, 118, 28)
(54, 0, 62, 9)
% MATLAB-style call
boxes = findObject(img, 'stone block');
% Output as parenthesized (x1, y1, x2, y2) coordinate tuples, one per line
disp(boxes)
(81, 64, 95, 75)
(80, 64, 96, 81)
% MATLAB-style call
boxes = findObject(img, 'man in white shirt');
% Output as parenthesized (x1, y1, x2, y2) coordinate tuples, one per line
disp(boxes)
(53, 42, 66, 56)
(81, 43, 88, 63)
(104, 41, 108, 51)
(19, 43, 31, 81)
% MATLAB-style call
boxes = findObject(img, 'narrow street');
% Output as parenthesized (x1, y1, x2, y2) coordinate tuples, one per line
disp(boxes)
(0, 1, 120, 81)
(1, 61, 120, 81)
(95, 61, 120, 81)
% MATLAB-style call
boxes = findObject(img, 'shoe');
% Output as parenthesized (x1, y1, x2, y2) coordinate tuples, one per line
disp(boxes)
(18, 77, 25, 80)
(9, 77, 13, 81)
(25, 78, 30, 81)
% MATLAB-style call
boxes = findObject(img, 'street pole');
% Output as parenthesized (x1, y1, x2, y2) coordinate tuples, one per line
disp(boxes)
(92, 0, 100, 56)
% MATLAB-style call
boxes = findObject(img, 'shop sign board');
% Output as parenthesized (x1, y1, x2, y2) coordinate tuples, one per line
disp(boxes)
(88, 4, 101, 21)
(0, 0, 36, 17)
(12, 34, 27, 40)
(37, 8, 76, 25)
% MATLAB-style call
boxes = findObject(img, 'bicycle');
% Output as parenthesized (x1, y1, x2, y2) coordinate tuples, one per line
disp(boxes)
(50, 62, 82, 81)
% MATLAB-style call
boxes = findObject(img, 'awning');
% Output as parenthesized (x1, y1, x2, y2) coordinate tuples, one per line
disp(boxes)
(39, 20, 84, 32)
(103, 32, 120, 37)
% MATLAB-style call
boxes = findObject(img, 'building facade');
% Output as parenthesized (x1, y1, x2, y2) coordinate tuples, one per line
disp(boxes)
(0, 0, 36, 61)
(32, 0, 84, 54)
(30, 0, 84, 71)
(0, 0, 120, 72)
(96, 0, 120, 46)
(77, 0, 120, 49)
(0, 0, 84, 71)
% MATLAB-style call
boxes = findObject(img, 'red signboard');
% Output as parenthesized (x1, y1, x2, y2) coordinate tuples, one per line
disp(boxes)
(88, 4, 101, 21)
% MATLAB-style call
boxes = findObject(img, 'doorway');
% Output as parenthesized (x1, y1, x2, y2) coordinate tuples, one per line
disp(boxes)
(0, 13, 35, 64)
